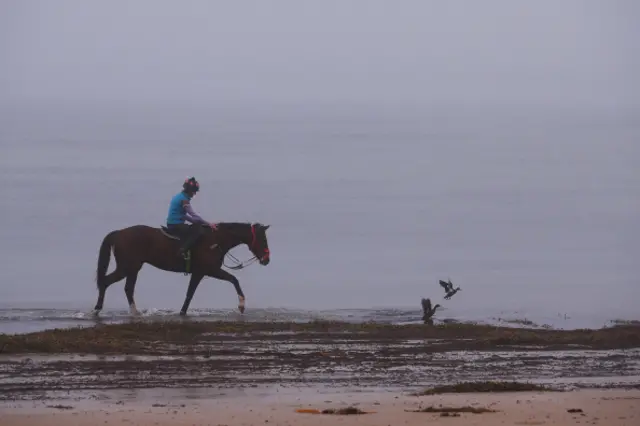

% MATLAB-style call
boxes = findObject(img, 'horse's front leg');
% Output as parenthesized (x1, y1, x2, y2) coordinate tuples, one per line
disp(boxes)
(208, 268, 245, 314)
(180, 273, 205, 316)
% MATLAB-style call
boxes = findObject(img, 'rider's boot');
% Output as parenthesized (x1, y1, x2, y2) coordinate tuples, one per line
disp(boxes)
(178, 246, 188, 259)
(180, 232, 198, 259)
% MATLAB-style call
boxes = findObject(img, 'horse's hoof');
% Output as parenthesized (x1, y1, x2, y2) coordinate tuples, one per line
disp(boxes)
(179, 311, 187, 316)
(238, 296, 245, 314)
(129, 304, 140, 317)
(91, 309, 100, 317)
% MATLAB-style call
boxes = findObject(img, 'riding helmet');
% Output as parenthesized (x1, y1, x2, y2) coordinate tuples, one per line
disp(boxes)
(183, 176, 200, 193)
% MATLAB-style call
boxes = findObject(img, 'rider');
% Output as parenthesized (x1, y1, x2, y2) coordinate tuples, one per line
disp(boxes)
(166, 177, 215, 259)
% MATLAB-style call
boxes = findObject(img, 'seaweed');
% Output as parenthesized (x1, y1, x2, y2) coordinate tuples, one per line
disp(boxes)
(407, 405, 496, 414)
(411, 380, 555, 396)
(1, 320, 638, 355)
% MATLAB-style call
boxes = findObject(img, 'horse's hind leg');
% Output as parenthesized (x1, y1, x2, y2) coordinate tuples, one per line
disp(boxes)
(124, 268, 142, 316)
(93, 268, 127, 314)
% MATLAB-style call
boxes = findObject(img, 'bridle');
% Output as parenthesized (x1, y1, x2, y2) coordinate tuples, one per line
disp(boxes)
(222, 223, 270, 270)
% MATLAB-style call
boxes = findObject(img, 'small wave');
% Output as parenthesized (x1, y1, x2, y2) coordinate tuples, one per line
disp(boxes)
(0, 306, 423, 328)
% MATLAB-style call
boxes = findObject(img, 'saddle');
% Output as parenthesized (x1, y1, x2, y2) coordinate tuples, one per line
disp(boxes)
(160, 226, 192, 275)
(160, 226, 180, 240)
(160, 225, 216, 240)
(159, 225, 220, 275)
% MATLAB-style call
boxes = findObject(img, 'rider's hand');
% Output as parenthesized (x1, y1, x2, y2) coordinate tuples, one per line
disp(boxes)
(209, 222, 218, 230)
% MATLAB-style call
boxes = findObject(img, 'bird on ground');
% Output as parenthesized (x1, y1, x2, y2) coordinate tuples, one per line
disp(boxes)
(421, 297, 441, 324)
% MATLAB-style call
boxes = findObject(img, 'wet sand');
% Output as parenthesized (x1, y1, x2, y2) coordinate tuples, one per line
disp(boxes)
(2, 321, 640, 396)
(2, 389, 639, 426)
(1, 321, 639, 424)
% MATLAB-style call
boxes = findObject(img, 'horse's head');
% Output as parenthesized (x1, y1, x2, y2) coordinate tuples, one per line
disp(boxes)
(216, 222, 271, 266)
(248, 223, 270, 265)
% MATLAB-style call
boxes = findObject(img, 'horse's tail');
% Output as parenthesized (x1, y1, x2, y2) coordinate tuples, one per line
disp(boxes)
(96, 230, 118, 290)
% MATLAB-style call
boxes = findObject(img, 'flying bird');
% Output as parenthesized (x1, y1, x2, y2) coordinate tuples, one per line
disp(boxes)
(439, 279, 461, 300)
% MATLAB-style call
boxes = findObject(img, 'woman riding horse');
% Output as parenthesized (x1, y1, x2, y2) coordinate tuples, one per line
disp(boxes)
(166, 177, 217, 259)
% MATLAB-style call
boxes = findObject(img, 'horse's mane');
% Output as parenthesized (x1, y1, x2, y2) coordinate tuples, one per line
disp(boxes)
(216, 221, 259, 228)
(214, 222, 268, 234)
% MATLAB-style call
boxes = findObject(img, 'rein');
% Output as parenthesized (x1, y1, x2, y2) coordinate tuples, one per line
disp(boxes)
(223, 252, 258, 270)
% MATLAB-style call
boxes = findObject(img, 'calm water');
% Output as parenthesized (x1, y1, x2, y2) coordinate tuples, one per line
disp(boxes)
(1, 103, 638, 334)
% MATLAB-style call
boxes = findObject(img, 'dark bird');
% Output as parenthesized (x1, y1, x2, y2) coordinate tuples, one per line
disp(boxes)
(439, 279, 461, 300)
(421, 298, 441, 324)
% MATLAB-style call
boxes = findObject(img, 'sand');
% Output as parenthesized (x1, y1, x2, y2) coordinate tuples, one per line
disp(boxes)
(2, 388, 638, 426)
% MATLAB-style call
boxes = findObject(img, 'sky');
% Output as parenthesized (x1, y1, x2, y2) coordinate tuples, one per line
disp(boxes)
(1, 0, 638, 110)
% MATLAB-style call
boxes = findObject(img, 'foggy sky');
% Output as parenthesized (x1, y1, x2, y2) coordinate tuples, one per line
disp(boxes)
(1, 0, 638, 109)
(1, 1, 639, 318)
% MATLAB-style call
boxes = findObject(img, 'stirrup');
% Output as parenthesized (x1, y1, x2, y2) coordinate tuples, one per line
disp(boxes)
(182, 249, 192, 276)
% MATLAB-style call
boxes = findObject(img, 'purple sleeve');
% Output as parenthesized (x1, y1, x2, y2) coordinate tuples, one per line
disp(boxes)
(184, 203, 208, 225)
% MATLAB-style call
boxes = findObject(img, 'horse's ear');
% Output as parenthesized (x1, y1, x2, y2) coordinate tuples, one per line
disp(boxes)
(263, 224, 270, 230)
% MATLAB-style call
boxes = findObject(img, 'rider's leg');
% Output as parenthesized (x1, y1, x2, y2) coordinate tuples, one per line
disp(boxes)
(167, 224, 190, 257)
(179, 223, 204, 257)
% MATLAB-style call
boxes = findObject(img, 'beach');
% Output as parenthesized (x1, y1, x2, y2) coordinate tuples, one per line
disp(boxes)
(1, 320, 640, 425)
(3, 3, 638, 425)
(2, 388, 639, 426)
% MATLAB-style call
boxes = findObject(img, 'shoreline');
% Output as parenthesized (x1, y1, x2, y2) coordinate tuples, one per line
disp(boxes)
(2, 304, 638, 336)
(2, 319, 640, 355)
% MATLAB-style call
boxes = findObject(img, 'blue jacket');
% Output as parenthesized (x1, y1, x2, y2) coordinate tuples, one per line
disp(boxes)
(166, 191, 191, 225)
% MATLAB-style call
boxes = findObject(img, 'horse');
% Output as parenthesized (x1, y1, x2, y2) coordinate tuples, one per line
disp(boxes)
(92, 222, 271, 316)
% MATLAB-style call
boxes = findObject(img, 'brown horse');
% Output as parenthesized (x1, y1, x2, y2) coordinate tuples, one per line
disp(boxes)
(92, 222, 271, 316)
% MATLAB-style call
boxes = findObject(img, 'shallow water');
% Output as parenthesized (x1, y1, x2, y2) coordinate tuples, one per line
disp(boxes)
(1, 104, 639, 335)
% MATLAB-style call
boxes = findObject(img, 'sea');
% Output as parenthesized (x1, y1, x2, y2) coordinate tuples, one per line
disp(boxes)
(1, 102, 638, 335)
